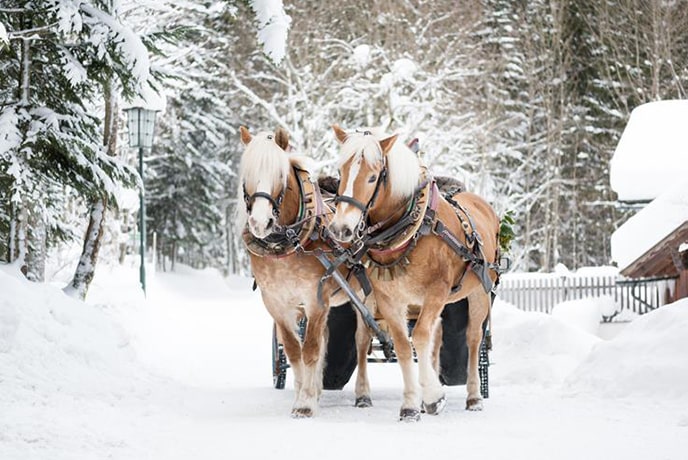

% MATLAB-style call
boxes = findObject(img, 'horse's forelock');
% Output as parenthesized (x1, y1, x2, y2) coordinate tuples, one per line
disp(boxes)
(240, 131, 291, 192)
(338, 131, 421, 199)
(338, 133, 382, 169)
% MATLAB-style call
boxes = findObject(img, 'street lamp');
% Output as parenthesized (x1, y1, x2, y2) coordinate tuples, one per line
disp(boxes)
(124, 106, 158, 295)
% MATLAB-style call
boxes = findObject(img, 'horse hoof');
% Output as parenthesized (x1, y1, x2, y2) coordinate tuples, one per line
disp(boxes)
(466, 398, 483, 411)
(291, 407, 314, 418)
(355, 396, 373, 408)
(423, 395, 447, 415)
(399, 408, 421, 422)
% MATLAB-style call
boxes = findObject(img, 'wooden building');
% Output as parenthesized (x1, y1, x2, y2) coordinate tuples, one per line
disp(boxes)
(619, 221, 688, 302)
(610, 100, 688, 303)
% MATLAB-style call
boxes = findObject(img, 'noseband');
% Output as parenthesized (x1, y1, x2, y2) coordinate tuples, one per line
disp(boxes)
(243, 184, 285, 218)
(333, 167, 387, 214)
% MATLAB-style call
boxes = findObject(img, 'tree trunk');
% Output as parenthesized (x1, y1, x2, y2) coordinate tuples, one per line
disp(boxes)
(64, 80, 118, 299)
(25, 204, 46, 281)
(64, 197, 107, 298)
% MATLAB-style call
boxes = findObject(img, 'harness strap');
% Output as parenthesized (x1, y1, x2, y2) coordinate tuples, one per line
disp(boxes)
(333, 194, 367, 212)
(243, 186, 284, 216)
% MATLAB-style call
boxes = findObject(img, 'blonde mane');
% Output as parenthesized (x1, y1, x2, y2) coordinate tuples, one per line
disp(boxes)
(339, 129, 422, 199)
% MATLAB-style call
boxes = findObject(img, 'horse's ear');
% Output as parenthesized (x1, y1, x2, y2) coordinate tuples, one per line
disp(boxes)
(274, 127, 289, 151)
(240, 126, 252, 145)
(378, 134, 398, 155)
(332, 124, 348, 144)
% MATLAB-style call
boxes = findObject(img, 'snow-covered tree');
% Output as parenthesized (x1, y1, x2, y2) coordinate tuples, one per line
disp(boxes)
(0, 1, 159, 285)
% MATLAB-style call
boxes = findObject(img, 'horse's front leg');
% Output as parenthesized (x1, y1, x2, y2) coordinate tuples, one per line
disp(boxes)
(292, 299, 329, 418)
(412, 296, 446, 415)
(354, 309, 373, 407)
(465, 290, 490, 411)
(376, 292, 421, 421)
(265, 302, 305, 395)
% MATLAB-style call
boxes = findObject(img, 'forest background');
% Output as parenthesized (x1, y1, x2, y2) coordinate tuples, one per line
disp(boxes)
(1, 0, 687, 298)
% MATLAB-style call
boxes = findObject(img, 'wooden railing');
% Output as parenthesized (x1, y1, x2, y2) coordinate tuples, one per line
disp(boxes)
(496, 273, 675, 320)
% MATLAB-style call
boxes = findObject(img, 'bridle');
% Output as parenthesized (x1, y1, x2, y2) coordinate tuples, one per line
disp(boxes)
(333, 131, 388, 235)
(242, 133, 286, 219)
(243, 184, 285, 218)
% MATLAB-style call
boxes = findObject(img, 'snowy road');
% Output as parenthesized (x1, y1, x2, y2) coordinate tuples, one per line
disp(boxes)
(1, 263, 687, 459)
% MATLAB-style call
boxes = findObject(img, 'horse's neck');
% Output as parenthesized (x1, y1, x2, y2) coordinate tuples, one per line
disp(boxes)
(278, 167, 301, 225)
(368, 187, 411, 230)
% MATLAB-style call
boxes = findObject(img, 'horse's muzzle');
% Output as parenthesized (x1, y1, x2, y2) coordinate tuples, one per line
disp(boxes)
(249, 215, 275, 239)
(328, 222, 354, 243)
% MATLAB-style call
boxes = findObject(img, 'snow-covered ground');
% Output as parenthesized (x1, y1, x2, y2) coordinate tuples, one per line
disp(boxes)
(1, 262, 688, 460)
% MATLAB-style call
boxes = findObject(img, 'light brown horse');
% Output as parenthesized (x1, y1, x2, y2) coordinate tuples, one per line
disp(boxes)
(238, 126, 373, 417)
(328, 125, 500, 421)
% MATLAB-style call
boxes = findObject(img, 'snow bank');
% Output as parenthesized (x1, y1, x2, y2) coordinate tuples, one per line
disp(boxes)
(491, 300, 601, 387)
(565, 298, 688, 399)
(0, 264, 141, 397)
(551, 296, 618, 335)
(0, 263, 154, 456)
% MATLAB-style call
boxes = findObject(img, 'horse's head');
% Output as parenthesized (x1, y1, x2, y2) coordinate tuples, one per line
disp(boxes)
(239, 126, 291, 239)
(327, 125, 400, 243)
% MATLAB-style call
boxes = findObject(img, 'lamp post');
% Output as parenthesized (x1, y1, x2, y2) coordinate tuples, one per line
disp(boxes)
(124, 107, 158, 295)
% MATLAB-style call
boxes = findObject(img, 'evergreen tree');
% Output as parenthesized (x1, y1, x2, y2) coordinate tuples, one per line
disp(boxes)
(0, 1, 155, 282)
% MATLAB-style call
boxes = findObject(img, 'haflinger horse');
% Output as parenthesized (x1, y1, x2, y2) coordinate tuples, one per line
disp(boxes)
(328, 125, 501, 421)
(238, 126, 373, 417)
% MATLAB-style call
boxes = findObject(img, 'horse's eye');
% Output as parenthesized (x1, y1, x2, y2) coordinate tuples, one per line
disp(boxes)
(368, 175, 377, 183)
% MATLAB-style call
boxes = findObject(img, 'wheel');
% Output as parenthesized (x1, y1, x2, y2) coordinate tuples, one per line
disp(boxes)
(479, 331, 490, 399)
(272, 323, 288, 389)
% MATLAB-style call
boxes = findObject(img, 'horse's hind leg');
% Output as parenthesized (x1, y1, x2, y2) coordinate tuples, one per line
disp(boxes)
(465, 290, 490, 411)
(354, 310, 372, 407)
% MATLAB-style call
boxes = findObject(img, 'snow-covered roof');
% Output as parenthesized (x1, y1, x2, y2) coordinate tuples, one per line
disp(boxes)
(611, 179, 688, 270)
(610, 100, 688, 203)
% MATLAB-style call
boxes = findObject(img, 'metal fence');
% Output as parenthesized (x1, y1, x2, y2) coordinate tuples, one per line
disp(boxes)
(496, 274, 675, 320)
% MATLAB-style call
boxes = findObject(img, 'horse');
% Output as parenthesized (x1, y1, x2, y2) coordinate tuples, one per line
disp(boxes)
(238, 126, 373, 417)
(327, 125, 501, 421)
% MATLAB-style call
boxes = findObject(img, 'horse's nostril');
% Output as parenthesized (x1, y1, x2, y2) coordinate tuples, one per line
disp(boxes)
(266, 217, 274, 230)
(343, 227, 353, 239)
